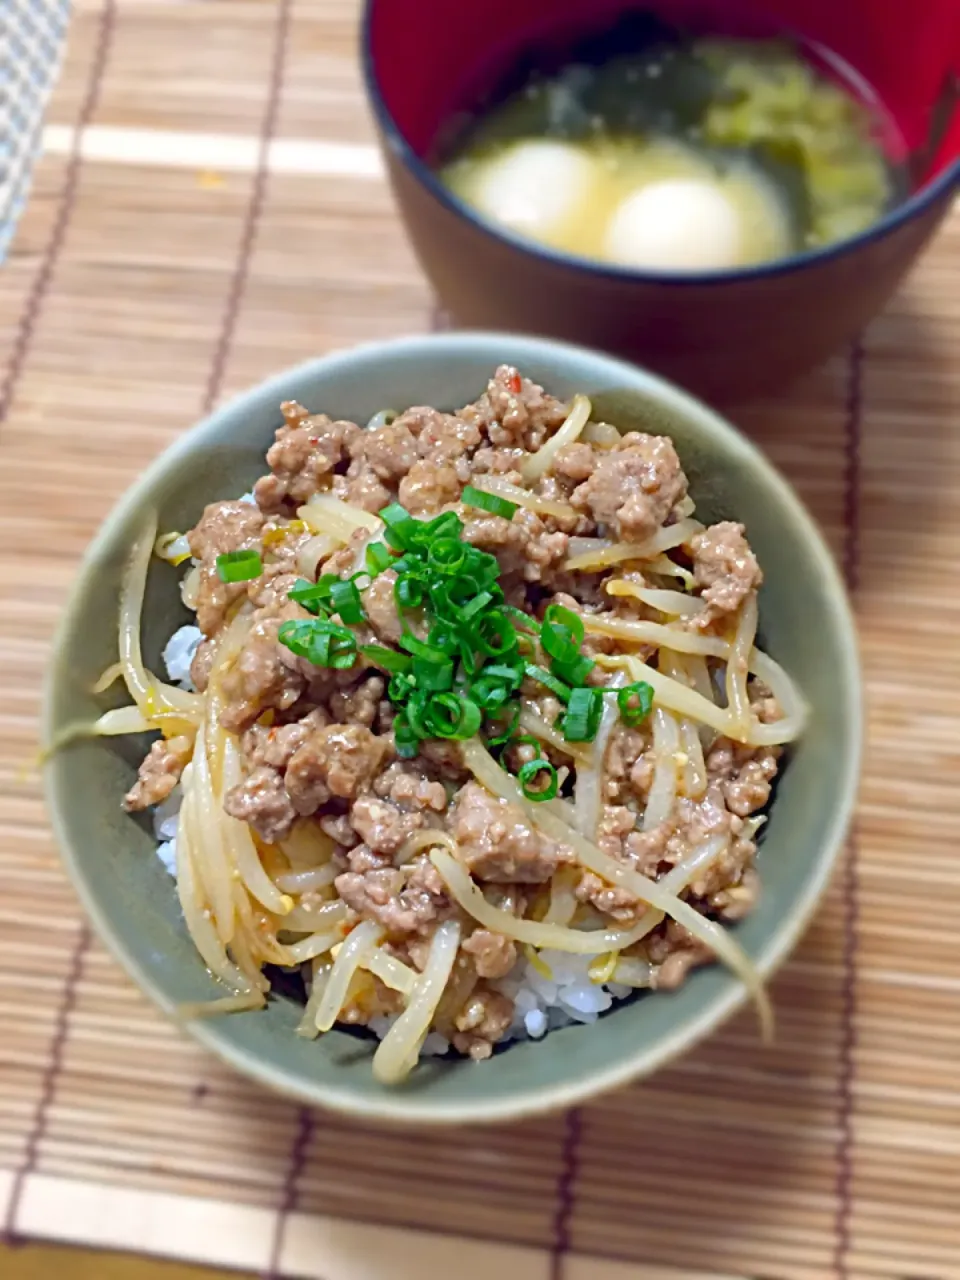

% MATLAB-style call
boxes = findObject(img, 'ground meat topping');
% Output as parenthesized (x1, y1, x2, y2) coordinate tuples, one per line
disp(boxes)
(219, 609, 306, 733)
(255, 405, 360, 514)
(452, 986, 515, 1061)
(334, 850, 448, 938)
(398, 459, 462, 513)
(188, 500, 265, 636)
(362, 570, 403, 644)
(123, 735, 192, 812)
(450, 782, 573, 883)
(285, 724, 387, 813)
(462, 929, 517, 980)
(571, 433, 686, 541)
(348, 420, 419, 482)
(690, 521, 763, 628)
(223, 764, 297, 845)
(482, 365, 568, 451)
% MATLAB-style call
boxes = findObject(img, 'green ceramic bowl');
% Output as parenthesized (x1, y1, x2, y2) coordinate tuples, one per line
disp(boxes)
(45, 333, 861, 1124)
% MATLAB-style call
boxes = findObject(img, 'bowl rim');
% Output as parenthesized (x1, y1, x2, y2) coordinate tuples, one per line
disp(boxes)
(44, 330, 863, 1124)
(361, 0, 960, 288)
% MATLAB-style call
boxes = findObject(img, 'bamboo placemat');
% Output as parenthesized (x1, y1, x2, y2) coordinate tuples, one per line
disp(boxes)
(1, 1, 958, 1277)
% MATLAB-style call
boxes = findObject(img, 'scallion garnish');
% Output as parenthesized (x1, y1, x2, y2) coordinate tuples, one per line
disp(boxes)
(393, 711, 419, 759)
(617, 681, 655, 726)
(359, 645, 412, 675)
(561, 686, 603, 742)
(288, 577, 330, 615)
(461, 485, 519, 519)
(380, 502, 421, 551)
(517, 757, 559, 802)
(216, 549, 262, 583)
(278, 619, 357, 669)
(413, 654, 454, 692)
(524, 663, 572, 703)
(485, 700, 521, 746)
(365, 541, 393, 575)
(329, 579, 366, 624)
(283, 494, 610, 753)
(424, 692, 482, 740)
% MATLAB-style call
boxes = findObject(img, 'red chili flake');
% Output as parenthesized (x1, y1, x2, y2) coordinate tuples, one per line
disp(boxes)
(308, 436, 320, 444)
(508, 372, 522, 394)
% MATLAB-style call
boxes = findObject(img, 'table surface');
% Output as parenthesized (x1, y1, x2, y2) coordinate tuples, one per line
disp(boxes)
(2, 1242, 242, 1280)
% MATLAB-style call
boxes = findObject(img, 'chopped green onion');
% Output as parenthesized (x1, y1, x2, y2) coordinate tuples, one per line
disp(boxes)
(399, 633, 449, 663)
(552, 653, 595, 687)
(460, 590, 493, 622)
(517, 757, 559, 802)
(278, 619, 357, 669)
(470, 609, 518, 657)
(427, 538, 467, 574)
(561, 687, 603, 742)
(501, 605, 540, 635)
(425, 693, 483, 740)
(288, 577, 330, 615)
(359, 645, 412, 675)
(388, 672, 416, 703)
(216, 549, 262, 583)
(395, 574, 425, 609)
(543, 603, 584, 645)
(524, 663, 571, 703)
(393, 712, 420, 758)
(618, 681, 655, 726)
(379, 502, 420, 551)
(419, 511, 463, 543)
(406, 690, 433, 738)
(329, 579, 366, 625)
(461, 485, 518, 519)
(413, 655, 453, 692)
(485, 700, 521, 746)
(428, 621, 460, 655)
(365, 541, 393, 575)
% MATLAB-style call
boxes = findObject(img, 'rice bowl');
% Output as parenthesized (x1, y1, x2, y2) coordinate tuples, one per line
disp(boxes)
(44, 333, 860, 1122)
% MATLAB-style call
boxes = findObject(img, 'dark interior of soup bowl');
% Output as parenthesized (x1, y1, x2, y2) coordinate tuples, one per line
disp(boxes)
(45, 336, 861, 1122)
(366, 0, 960, 263)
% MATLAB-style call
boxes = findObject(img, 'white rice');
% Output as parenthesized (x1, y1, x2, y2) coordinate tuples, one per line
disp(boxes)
(162, 624, 202, 690)
(152, 786, 181, 877)
(363, 950, 636, 1056)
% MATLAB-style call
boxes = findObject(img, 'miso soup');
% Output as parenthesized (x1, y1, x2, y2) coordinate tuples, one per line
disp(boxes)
(438, 31, 900, 273)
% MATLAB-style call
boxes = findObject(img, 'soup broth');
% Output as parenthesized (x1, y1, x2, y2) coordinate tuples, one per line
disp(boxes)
(439, 32, 900, 272)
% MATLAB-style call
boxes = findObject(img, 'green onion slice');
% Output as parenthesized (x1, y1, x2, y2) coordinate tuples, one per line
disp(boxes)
(393, 712, 420, 759)
(379, 502, 420, 551)
(561, 687, 603, 742)
(329, 579, 366, 624)
(517, 757, 559, 802)
(288, 577, 330, 615)
(278, 619, 357, 669)
(425, 693, 483, 740)
(413, 654, 454, 692)
(365, 541, 393, 575)
(360, 645, 412, 675)
(485, 700, 521, 746)
(552, 653, 595, 687)
(461, 485, 518, 519)
(524, 663, 571, 703)
(617, 681, 655, 726)
(216, 549, 262, 583)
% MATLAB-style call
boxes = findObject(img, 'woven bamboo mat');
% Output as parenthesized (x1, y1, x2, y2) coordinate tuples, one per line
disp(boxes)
(1, 1, 958, 1277)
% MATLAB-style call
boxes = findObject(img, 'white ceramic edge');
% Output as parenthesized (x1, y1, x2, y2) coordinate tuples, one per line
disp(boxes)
(43, 330, 863, 1124)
